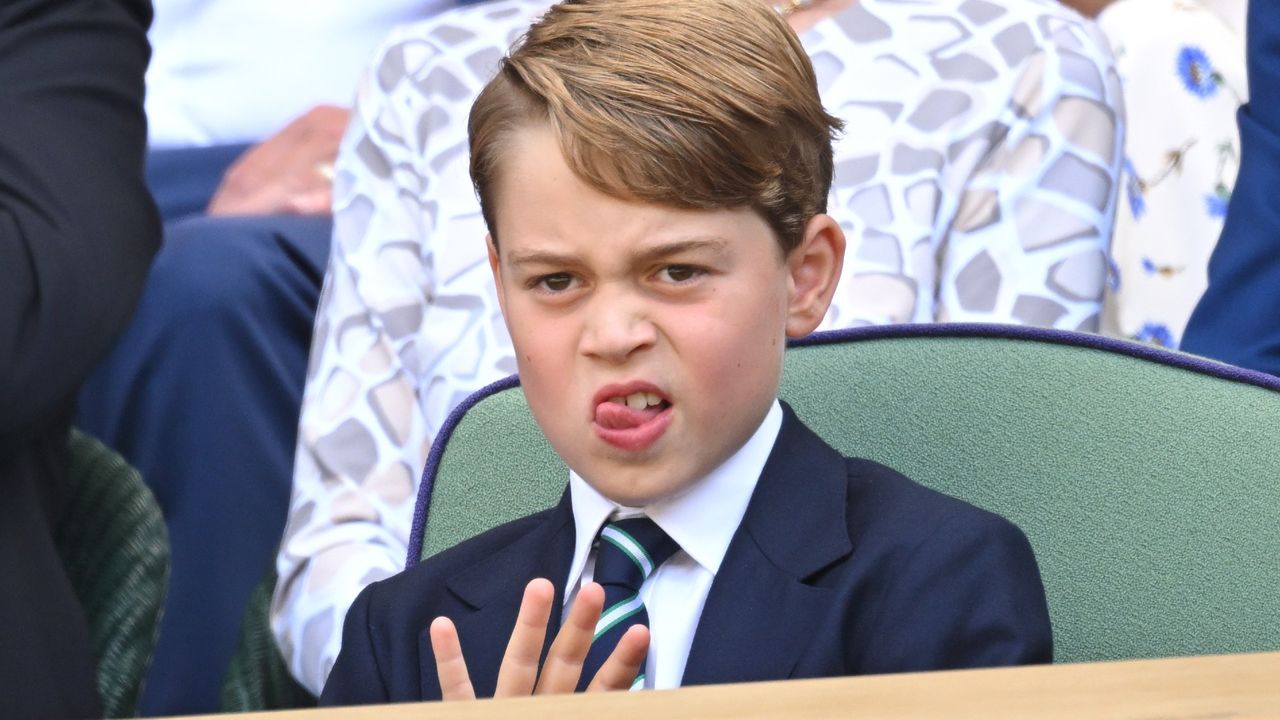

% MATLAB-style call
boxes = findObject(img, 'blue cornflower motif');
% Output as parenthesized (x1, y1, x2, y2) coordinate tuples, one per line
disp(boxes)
(1136, 322, 1176, 349)
(1205, 185, 1231, 218)
(1177, 46, 1219, 98)
(1107, 255, 1121, 291)
(1123, 158, 1145, 219)
(1141, 257, 1158, 275)
(1204, 193, 1229, 218)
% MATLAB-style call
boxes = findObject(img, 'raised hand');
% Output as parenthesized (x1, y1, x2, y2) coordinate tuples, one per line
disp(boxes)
(429, 578, 649, 700)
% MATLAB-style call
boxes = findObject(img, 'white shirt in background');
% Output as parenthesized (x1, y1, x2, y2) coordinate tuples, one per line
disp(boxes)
(146, 0, 453, 148)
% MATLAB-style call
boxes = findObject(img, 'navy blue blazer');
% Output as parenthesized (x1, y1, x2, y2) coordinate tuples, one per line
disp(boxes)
(1181, 1, 1280, 374)
(321, 406, 1051, 705)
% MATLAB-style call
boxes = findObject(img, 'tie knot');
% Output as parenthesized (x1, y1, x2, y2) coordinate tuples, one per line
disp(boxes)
(593, 517, 679, 592)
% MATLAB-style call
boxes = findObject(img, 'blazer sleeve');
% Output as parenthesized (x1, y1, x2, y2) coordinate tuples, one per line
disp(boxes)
(319, 582, 393, 706)
(1181, 1, 1280, 373)
(0, 0, 161, 456)
(859, 511, 1054, 673)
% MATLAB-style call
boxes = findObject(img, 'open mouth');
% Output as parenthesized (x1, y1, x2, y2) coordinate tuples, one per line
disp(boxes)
(592, 387, 674, 451)
(598, 391, 671, 424)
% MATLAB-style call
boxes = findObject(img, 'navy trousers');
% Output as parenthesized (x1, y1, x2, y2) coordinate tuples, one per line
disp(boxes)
(76, 145, 332, 715)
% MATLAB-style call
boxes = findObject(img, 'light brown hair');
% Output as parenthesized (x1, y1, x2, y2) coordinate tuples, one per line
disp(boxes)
(468, 0, 843, 254)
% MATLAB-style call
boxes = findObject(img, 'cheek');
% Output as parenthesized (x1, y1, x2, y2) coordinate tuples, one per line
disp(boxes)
(511, 316, 579, 434)
(675, 292, 786, 382)
(514, 330, 561, 374)
(504, 304, 563, 378)
(506, 296, 559, 347)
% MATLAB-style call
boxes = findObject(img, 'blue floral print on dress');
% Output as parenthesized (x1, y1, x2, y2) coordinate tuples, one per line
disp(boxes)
(1204, 184, 1231, 218)
(1123, 158, 1146, 219)
(1177, 46, 1220, 98)
(1136, 322, 1176, 348)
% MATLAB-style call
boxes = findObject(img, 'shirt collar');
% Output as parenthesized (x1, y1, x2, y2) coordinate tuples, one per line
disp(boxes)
(566, 399, 783, 589)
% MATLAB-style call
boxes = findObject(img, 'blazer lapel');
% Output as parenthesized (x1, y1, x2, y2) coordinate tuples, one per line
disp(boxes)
(682, 404, 853, 686)
(418, 490, 576, 698)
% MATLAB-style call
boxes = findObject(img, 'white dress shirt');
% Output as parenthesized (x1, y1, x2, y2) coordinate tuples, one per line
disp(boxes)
(564, 400, 784, 689)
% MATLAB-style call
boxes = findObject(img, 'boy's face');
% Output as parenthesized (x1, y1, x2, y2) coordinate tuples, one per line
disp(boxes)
(488, 125, 842, 506)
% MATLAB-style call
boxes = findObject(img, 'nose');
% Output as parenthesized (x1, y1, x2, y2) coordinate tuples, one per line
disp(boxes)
(579, 285, 657, 364)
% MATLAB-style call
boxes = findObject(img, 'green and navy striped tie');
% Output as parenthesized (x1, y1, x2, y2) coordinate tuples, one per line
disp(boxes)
(577, 517, 679, 691)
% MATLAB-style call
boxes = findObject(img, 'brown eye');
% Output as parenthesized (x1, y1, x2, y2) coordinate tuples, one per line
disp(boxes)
(538, 273, 574, 292)
(661, 265, 702, 283)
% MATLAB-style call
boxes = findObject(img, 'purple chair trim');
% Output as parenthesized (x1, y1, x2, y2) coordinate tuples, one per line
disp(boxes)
(408, 324, 1280, 566)
(407, 374, 522, 567)
(790, 324, 1280, 393)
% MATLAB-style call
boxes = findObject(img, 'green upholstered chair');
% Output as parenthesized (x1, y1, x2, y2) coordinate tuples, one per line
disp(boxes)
(407, 325, 1280, 664)
(54, 429, 169, 718)
(220, 570, 317, 712)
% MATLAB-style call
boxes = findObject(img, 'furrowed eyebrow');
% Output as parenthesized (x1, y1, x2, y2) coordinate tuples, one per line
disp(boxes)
(505, 250, 580, 268)
(504, 236, 730, 269)
(631, 237, 729, 265)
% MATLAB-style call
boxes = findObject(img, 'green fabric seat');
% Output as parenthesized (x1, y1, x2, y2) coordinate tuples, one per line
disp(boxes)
(220, 570, 318, 713)
(55, 429, 169, 718)
(409, 325, 1280, 664)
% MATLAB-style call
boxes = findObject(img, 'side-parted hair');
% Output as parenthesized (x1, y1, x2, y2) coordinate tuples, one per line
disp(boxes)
(468, 0, 843, 254)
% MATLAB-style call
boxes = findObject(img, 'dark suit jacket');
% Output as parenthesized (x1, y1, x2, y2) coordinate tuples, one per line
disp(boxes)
(1181, 1, 1280, 374)
(322, 406, 1051, 705)
(0, 0, 158, 716)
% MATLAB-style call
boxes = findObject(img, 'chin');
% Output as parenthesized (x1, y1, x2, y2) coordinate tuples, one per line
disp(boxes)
(597, 485, 665, 508)
(589, 472, 678, 508)
(576, 452, 702, 506)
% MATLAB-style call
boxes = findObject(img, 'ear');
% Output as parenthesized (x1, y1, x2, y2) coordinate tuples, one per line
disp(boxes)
(486, 233, 508, 315)
(784, 214, 845, 338)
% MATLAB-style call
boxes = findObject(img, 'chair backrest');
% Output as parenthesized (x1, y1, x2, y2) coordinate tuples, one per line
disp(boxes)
(220, 570, 318, 712)
(409, 325, 1280, 664)
(55, 429, 169, 718)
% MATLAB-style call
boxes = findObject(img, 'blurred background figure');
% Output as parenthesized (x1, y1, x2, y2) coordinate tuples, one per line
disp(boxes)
(1181, 0, 1280, 374)
(0, 0, 159, 716)
(1061, 0, 1115, 14)
(74, 0, 466, 714)
(274, 0, 1123, 696)
(1099, 0, 1246, 348)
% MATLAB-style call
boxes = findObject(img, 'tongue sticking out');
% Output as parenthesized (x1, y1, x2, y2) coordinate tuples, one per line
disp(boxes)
(595, 401, 667, 430)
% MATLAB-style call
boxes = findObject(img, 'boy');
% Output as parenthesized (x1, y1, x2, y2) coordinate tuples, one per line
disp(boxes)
(322, 0, 1051, 704)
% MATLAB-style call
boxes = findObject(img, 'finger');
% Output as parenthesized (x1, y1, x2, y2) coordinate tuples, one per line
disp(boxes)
(206, 173, 289, 216)
(534, 582, 605, 694)
(206, 191, 280, 216)
(586, 624, 650, 692)
(430, 617, 476, 701)
(494, 579, 555, 697)
(291, 104, 351, 152)
(284, 188, 332, 215)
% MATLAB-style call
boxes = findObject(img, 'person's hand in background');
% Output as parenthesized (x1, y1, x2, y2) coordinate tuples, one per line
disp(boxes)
(207, 104, 350, 216)
(1061, 0, 1114, 16)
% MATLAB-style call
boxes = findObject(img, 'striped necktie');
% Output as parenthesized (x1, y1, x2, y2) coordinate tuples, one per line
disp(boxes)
(577, 517, 679, 691)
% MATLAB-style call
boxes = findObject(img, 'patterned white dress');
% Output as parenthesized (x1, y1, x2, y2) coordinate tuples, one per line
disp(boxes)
(273, 0, 1123, 693)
